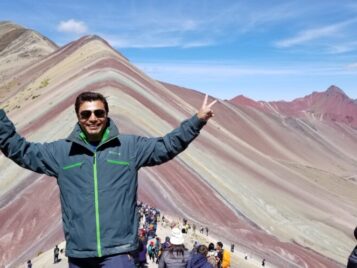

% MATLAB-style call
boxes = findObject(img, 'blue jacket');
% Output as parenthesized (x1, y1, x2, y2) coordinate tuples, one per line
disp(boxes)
(348, 245, 357, 268)
(0, 110, 206, 258)
(188, 253, 213, 268)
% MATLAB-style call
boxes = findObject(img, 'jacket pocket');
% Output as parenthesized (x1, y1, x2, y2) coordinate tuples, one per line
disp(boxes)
(62, 162, 83, 170)
(106, 159, 129, 166)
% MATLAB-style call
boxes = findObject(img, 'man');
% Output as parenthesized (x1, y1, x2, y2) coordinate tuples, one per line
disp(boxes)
(54, 245, 60, 263)
(216, 242, 223, 268)
(188, 244, 212, 268)
(0, 91, 216, 268)
(161, 236, 171, 251)
(216, 241, 231, 268)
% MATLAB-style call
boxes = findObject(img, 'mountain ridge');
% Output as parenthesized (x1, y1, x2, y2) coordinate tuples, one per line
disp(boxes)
(231, 85, 357, 127)
(0, 21, 58, 100)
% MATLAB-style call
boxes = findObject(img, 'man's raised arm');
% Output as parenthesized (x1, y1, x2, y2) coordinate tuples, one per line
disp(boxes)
(133, 94, 217, 168)
(0, 109, 59, 177)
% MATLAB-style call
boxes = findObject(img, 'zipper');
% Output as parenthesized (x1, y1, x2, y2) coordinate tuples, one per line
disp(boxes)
(92, 136, 117, 257)
(76, 129, 118, 257)
(93, 152, 102, 257)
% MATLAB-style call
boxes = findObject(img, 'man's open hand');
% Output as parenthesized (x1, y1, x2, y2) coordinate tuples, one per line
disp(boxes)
(197, 94, 217, 121)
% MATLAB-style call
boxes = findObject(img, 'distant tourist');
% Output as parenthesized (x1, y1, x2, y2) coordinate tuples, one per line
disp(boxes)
(205, 226, 209, 236)
(159, 228, 190, 268)
(262, 258, 266, 266)
(54, 245, 60, 263)
(148, 241, 156, 262)
(193, 224, 196, 234)
(206, 242, 218, 267)
(216, 242, 231, 268)
(347, 226, 357, 268)
(0, 91, 216, 268)
(133, 234, 147, 268)
(230, 243, 234, 253)
(27, 260, 32, 268)
(161, 236, 171, 251)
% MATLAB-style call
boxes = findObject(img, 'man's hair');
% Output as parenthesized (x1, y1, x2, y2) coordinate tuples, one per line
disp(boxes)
(354, 226, 357, 240)
(208, 242, 215, 251)
(217, 241, 223, 248)
(75, 91, 109, 114)
(197, 245, 208, 256)
(169, 244, 187, 256)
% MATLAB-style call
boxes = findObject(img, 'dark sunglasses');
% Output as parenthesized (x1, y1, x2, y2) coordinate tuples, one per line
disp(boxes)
(79, 109, 106, 119)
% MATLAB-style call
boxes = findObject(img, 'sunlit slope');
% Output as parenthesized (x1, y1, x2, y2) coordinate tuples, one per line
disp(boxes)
(0, 21, 58, 100)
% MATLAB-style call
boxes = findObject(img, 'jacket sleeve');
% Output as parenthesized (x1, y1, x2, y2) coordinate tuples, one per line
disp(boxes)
(134, 114, 206, 169)
(0, 109, 59, 177)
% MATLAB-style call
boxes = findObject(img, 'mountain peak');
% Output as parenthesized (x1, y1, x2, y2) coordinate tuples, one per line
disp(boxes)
(230, 86, 357, 126)
(325, 85, 347, 97)
(230, 94, 262, 108)
(0, 20, 24, 28)
(0, 21, 58, 97)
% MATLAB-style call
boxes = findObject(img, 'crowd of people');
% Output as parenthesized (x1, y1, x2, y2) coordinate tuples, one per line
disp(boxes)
(132, 202, 233, 268)
(25, 201, 357, 267)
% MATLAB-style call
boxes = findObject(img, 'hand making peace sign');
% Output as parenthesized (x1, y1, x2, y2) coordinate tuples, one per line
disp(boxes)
(197, 94, 217, 121)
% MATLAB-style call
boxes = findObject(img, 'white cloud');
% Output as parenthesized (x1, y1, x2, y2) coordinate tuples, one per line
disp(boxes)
(86, 3, 299, 49)
(346, 63, 357, 70)
(275, 19, 357, 48)
(57, 19, 88, 34)
(137, 62, 298, 77)
(103, 35, 181, 48)
(238, 3, 300, 32)
(181, 40, 214, 48)
(136, 61, 357, 81)
(101, 33, 213, 49)
(326, 41, 357, 54)
(275, 26, 339, 48)
(181, 19, 198, 31)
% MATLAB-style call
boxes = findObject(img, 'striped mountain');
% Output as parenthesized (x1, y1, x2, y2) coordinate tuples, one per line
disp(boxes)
(0, 22, 356, 268)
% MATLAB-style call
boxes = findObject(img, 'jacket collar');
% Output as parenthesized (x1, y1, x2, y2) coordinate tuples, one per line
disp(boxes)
(67, 118, 120, 148)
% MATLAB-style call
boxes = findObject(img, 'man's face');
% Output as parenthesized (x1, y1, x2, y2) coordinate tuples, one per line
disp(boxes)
(77, 100, 108, 142)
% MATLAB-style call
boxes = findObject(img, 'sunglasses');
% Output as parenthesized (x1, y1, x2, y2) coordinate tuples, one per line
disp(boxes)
(79, 109, 106, 119)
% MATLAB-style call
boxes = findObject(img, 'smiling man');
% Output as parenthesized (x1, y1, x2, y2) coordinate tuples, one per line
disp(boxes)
(75, 93, 109, 143)
(0, 91, 217, 268)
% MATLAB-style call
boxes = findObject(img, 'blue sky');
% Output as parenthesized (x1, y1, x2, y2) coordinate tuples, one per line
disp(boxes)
(1, 0, 357, 101)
